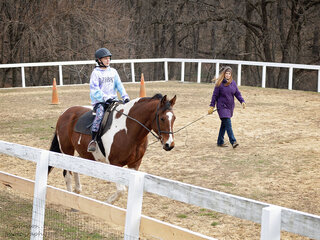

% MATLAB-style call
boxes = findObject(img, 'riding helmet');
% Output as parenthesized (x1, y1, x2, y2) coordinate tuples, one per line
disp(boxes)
(95, 48, 112, 60)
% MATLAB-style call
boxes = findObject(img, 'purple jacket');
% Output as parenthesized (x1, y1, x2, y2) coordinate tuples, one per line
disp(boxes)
(210, 79, 245, 118)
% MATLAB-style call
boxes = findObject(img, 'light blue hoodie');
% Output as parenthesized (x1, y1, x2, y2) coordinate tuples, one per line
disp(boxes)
(89, 66, 129, 105)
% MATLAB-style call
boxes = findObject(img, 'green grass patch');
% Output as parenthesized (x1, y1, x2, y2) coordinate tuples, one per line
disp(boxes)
(211, 221, 219, 227)
(199, 209, 219, 218)
(0, 190, 121, 239)
(176, 214, 187, 219)
(219, 182, 235, 187)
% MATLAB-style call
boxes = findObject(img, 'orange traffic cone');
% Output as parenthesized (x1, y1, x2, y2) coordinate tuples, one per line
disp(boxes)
(51, 78, 59, 104)
(139, 73, 146, 97)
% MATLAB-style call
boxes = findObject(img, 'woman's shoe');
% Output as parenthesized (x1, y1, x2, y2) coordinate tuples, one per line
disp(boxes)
(217, 143, 228, 147)
(232, 142, 239, 148)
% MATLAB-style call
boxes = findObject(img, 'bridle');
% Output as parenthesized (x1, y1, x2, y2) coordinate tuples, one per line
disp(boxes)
(115, 101, 174, 144)
(155, 102, 174, 144)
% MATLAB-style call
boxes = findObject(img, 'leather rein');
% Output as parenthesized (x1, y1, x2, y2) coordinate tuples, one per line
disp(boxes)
(115, 101, 173, 144)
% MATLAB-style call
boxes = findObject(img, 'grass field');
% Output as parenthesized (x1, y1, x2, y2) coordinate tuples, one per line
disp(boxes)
(0, 81, 319, 239)
(0, 189, 121, 239)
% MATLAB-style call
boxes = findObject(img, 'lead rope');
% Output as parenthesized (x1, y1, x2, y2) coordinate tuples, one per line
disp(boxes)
(173, 111, 216, 134)
(116, 108, 217, 147)
(51, 107, 216, 147)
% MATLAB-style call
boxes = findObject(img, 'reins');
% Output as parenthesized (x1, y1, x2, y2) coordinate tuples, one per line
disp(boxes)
(114, 108, 160, 140)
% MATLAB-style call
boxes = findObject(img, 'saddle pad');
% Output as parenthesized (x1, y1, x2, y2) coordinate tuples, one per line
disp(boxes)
(74, 110, 95, 135)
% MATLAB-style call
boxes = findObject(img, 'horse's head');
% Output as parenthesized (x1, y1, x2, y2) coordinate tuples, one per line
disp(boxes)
(153, 95, 177, 151)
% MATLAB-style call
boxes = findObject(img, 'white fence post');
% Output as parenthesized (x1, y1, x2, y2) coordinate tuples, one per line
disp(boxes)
(262, 65, 266, 88)
(288, 67, 293, 90)
(1, 141, 320, 240)
(197, 62, 202, 83)
(58, 65, 63, 86)
(215, 62, 220, 79)
(260, 206, 281, 240)
(181, 61, 185, 82)
(318, 69, 320, 92)
(30, 150, 49, 240)
(237, 64, 242, 86)
(164, 61, 168, 81)
(131, 62, 135, 83)
(21, 67, 26, 88)
(124, 172, 145, 240)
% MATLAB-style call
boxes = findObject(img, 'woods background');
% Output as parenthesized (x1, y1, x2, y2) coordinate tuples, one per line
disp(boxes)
(1, 0, 319, 91)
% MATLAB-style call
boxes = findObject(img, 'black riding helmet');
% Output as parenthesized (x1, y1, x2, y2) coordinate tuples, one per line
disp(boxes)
(95, 48, 112, 67)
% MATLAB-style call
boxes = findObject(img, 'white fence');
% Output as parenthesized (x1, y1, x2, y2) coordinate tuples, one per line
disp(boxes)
(0, 58, 320, 92)
(0, 140, 320, 240)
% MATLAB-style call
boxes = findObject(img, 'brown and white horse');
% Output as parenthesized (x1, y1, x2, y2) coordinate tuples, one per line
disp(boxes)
(49, 94, 176, 203)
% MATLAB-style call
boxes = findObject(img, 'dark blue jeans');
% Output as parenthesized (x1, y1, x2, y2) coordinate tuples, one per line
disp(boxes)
(217, 118, 236, 145)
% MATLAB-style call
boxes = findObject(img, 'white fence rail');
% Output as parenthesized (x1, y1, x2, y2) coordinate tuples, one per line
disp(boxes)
(0, 140, 320, 240)
(0, 58, 319, 92)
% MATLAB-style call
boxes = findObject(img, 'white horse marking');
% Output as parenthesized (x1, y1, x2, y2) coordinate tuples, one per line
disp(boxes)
(92, 149, 110, 164)
(101, 99, 140, 161)
(106, 168, 134, 204)
(77, 134, 82, 145)
(166, 112, 174, 145)
(56, 129, 63, 154)
(65, 171, 72, 192)
(73, 172, 82, 194)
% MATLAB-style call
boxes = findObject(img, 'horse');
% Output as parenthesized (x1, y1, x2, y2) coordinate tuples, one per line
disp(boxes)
(49, 93, 176, 203)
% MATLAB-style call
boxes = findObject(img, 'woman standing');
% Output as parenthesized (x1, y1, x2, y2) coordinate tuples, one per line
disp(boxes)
(208, 66, 246, 148)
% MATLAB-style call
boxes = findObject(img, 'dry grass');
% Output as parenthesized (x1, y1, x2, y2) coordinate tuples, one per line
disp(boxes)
(0, 81, 319, 239)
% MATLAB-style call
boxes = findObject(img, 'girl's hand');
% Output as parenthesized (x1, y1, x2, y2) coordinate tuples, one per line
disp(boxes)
(242, 102, 246, 109)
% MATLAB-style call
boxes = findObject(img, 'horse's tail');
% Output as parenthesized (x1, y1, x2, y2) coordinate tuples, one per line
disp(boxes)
(49, 132, 61, 174)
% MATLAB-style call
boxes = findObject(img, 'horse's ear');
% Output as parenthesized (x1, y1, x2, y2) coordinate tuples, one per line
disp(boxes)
(170, 95, 176, 106)
(160, 95, 167, 106)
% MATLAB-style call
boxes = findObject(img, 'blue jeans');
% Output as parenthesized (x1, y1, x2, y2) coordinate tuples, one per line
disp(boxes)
(217, 118, 236, 145)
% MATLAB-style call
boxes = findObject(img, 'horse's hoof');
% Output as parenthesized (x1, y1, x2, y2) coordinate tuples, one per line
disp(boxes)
(106, 196, 117, 205)
(106, 199, 115, 205)
(74, 188, 81, 194)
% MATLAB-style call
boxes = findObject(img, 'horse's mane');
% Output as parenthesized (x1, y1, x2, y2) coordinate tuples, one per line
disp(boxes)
(150, 93, 163, 99)
(149, 93, 172, 110)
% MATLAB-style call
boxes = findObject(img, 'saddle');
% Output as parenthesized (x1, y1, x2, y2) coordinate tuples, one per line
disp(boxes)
(74, 102, 118, 136)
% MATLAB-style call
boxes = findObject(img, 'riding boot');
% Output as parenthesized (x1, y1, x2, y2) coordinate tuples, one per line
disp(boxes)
(87, 131, 98, 152)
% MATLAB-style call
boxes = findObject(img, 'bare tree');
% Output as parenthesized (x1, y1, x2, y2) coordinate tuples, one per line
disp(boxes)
(1, 0, 319, 90)
(0, 0, 130, 87)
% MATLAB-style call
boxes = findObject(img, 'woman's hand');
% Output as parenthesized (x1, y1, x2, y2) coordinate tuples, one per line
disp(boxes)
(208, 106, 215, 114)
(242, 102, 246, 109)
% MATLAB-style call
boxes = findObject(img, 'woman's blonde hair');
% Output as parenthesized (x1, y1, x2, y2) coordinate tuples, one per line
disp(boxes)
(211, 66, 233, 87)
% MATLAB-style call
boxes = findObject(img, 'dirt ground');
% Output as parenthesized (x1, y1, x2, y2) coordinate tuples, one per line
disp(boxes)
(0, 81, 319, 239)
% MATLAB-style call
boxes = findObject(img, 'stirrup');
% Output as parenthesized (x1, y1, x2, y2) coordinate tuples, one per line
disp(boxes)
(87, 140, 97, 152)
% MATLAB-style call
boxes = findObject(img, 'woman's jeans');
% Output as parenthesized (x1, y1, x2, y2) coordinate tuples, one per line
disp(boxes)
(217, 118, 236, 145)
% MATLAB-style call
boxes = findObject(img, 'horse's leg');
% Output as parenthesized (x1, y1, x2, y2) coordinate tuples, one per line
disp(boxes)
(57, 127, 77, 193)
(63, 170, 73, 192)
(73, 172, 81, 194)
(106, 138, 148, 204)
(72, 149, 84, 195)
(106, 183, 127, 204)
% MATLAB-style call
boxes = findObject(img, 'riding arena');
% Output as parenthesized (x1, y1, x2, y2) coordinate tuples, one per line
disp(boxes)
(0, 80, 319, 239)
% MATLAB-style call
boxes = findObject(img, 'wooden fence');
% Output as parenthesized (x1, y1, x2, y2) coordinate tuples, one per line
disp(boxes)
(0, 58, 320, 92)
(0, 140, 320, 240)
